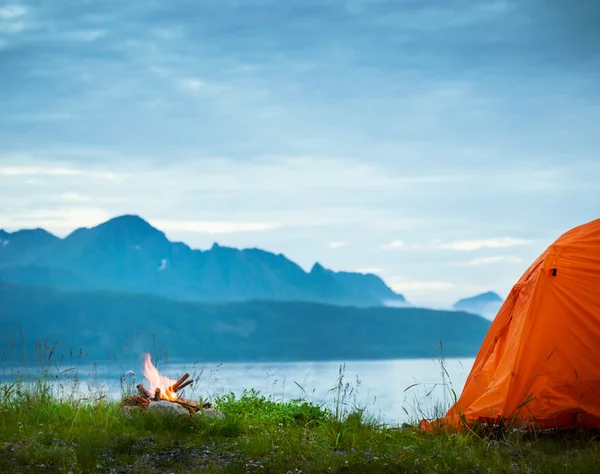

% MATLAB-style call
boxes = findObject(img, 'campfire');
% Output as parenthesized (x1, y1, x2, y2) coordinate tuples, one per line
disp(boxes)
(124, 353, 212, 415)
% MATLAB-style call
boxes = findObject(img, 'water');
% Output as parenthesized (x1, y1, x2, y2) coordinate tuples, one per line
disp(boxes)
(0, 357, 475, 425)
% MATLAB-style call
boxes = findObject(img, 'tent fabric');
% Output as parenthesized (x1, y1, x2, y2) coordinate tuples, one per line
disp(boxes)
(427, 218, 600, 430)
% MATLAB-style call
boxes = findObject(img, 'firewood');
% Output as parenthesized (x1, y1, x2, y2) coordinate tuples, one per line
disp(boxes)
(136, 384, 153, 399)
(120, 395, 138, 406)
(169, 373, 190, 392)
(154, 388, 161, 401)
(176, 397, 200, 408)
(133, 395, 150, 406)
(174, 380, 193, 392)
(171, 399, 200, 412)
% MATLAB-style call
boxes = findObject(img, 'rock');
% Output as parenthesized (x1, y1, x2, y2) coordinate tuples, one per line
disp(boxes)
(118, 397, 145, 417)
(198, 407, 225, 420)
(148, 400, 189, 417)
(120, 405, 143, 416)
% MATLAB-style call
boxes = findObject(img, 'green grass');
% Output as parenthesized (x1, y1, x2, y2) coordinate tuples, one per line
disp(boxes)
(2, 374, 600, 473)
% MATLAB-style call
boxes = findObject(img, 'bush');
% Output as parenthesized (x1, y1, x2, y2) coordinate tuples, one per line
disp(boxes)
(215, 388, 331, 426)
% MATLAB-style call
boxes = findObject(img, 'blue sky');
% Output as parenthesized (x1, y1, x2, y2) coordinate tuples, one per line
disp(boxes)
(0, 0, 599, 307)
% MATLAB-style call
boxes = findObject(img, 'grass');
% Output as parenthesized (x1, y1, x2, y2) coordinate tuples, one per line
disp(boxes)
(1, 341, 599, 473)
(2, 367, 600, 474)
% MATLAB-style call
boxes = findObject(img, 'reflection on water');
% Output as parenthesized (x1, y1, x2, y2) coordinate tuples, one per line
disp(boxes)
(0, 357, 474, 425)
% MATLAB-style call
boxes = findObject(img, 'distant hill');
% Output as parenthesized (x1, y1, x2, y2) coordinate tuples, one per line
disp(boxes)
(0, 215, 405, 307)
(0, 282, 490, 364)
(452, 291, 503, 320)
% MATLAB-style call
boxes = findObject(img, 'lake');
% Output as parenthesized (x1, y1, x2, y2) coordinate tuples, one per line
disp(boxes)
(1, 357, 475, 425)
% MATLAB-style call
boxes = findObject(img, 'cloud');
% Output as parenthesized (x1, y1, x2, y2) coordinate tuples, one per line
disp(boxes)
(0, 208, 110, 233)
(0, 163, 125, 182)
(153, 28, 183, 41)
(0, 165, 81, 177)
(328, 241, 346, 249)
(9, 113, 74, 123)
(389, 278, 456, 293)
(152, 220, 282, 234)
(380, 240, 405, 250)
(355, 267, 384, 275)
(0, 21, 26, 34)
(450, 256, 523, 267)
(0, 5, 27, 20)
(0, 154, 463, 221)
(59, 192, 91, 203)
(440, 237, 530, 251)
(65, 30, 107, 42)
(0, 5, 27, 35)
(180, 78, 204, 91)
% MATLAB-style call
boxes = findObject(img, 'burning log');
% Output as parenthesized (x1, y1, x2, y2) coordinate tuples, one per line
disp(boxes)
(171, 399, 200, 412)
(124, 355, 219, 417)
(165, 398, 213, 413)
(168, 373, 190, 393)
(128, 381, 212, 413)
(133, 395, 150, 406)
(174, 380, 193, 393)
(137, 384, 153, 399)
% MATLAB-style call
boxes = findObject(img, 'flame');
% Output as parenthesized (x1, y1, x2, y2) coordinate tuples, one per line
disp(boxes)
(142, 353, 178, 400)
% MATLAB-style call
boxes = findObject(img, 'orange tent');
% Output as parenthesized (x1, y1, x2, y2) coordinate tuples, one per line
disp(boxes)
(430, 218, 600, 430)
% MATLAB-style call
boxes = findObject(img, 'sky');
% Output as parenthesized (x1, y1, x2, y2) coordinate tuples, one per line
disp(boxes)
(0, 0, 599, 307)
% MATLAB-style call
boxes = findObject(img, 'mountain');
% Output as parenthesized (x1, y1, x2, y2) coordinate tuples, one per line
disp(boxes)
(0, 215, 405, 307)
(311, 264, 404, 305)
(0, 282, 490, 364)
(452, 291, 504, 320)
(0, 228, 59, 265)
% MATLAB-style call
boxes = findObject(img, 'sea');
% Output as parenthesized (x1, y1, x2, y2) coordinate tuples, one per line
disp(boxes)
(0, 357, 475, 425)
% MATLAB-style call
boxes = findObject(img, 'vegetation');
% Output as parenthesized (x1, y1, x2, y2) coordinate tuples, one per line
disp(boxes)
(1, 365, 600, 473)
(0, 282, 490, 364)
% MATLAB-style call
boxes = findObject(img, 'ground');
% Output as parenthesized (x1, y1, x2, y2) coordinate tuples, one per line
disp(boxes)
(1, 380, 600, 473)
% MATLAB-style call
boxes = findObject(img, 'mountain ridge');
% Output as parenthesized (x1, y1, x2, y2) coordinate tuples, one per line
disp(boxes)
(452, 291, 504, 320)
(0, 214, 406, 307)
